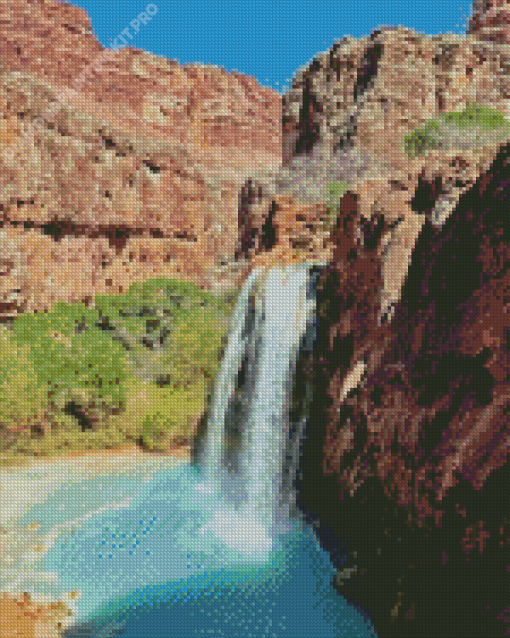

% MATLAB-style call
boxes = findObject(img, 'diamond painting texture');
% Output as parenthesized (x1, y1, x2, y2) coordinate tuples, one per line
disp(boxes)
(1, 1, 510, 637)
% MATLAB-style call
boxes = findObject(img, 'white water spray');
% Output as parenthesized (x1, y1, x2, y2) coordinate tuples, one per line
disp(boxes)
(198, 263, 324, 554)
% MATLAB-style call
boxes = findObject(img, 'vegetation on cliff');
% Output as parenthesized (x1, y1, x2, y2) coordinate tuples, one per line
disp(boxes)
(403, 102, 510, 157)
(323, 180, 351, 231)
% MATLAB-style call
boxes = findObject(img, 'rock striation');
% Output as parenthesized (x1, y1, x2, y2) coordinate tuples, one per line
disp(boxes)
(274, 11, 510, 638)
(0, 0, 281, 316)
(238, 25, 510, 313)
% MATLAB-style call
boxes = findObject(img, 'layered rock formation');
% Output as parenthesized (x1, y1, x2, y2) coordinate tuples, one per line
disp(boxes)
(239, 25, 510, 314)
(268, 7, 510, 637)
(298, 104, 510, 638)
(7, 2, 510, 318)
(0, 0, 281, 317)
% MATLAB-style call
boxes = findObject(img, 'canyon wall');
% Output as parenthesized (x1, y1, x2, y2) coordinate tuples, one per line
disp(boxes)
(298, 136, 510, 638)
(241, 25, 510, 317)
(469, 0, 510, 43)
(294, 25, 510, 638)
(262, 5, 510, 636)
(0, 0, 281, 317)
(6, 2, 510, 319)
(235, 22, 510, 633)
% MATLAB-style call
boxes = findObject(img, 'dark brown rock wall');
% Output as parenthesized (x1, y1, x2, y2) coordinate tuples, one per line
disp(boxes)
(299, 140, 510, 638)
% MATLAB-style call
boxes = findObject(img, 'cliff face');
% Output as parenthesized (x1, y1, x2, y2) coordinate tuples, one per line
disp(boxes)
(468, 0, 510, 43)
(240, 25, 510, 314)
(264, 7, 510, 637)
(0, 0, 281, 316)
(296, 59, 510, 638)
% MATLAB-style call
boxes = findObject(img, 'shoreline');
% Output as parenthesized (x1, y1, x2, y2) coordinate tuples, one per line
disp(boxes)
(0, 444, 193, 525)
(0, 445, 194, 638)
(0, 443, 192, 468)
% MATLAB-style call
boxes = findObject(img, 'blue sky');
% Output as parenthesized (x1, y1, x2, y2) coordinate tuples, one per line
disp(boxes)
(61, 0, 474, 95)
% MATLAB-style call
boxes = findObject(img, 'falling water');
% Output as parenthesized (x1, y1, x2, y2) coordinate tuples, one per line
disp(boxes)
(200, 267, 261, 483)
(198, 263, 325, 546)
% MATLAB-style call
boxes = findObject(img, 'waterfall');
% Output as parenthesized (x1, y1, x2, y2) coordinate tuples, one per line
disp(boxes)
(198, 262, 325, 548)
(9, 259, 379, 638)
(200, 267, 261, 483)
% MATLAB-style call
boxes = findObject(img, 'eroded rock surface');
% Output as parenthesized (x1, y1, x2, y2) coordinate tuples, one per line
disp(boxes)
(238, 26, 510, 307)
(299, 139, 510, 638)
(0, 0, 281, 315)
(468, 0, 510, 44)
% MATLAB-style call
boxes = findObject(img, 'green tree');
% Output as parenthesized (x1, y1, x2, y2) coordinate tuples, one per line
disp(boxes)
(0, 329, 50, 450)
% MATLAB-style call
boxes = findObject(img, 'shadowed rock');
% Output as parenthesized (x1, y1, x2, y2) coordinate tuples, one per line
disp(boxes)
(299, 140, 510, 638)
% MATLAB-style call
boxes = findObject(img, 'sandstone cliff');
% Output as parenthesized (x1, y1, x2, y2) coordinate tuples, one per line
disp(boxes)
(241, 25, 510, 319)
(0, 0, 281, 317)
(290, 17, 510, 638)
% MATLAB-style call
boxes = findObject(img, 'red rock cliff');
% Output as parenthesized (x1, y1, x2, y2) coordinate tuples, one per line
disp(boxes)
(468, 0, 510, 43)
(0, 0, 281, 315)
(237, 25, 510, 308)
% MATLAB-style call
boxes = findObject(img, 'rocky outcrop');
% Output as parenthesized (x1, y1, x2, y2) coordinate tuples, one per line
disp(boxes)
(236, 172, 278, 259)
(7, 3, 510, 317)
(0, 0, 281, 316)
(279, 26, 510, 190)
(0, 591, 77, 638)
(298, 139, 510, 637)
(237, 26, 510, 312)
(468, 0, 510, 43)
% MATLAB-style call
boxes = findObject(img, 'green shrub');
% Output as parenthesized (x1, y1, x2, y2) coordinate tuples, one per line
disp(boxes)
(162, 305, 228, 389)
(441, 102, 509, 130)
(403, 102, 510, 157)
(323, 180, 351, 231)
(326, 180, 350, 207)
(403, 120, 443, 157)
(1, 276, 235, 460)
(92, 278, 230, 386)
(112, 375, 208, 453)
(3, 418, 129, 458)
(0, 330, 51, 451)
(10, 301, 130, 424)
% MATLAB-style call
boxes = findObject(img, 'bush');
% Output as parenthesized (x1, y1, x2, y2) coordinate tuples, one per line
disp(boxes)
(0, 330, 51, 451)
(92, 278, 230, 387)
(112, 376, 208, 453)
(403, 102, 510, 157)
(162, 305, 228, 389)
(441, 102, 509, 130)
(120, 289, 230, 452)
(10, 301, 130, 426)
(140, 384, 207, 452)
(0, 276, 235, 461)
(403, 120, 443, 157)
(323, 180, 351, 231)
